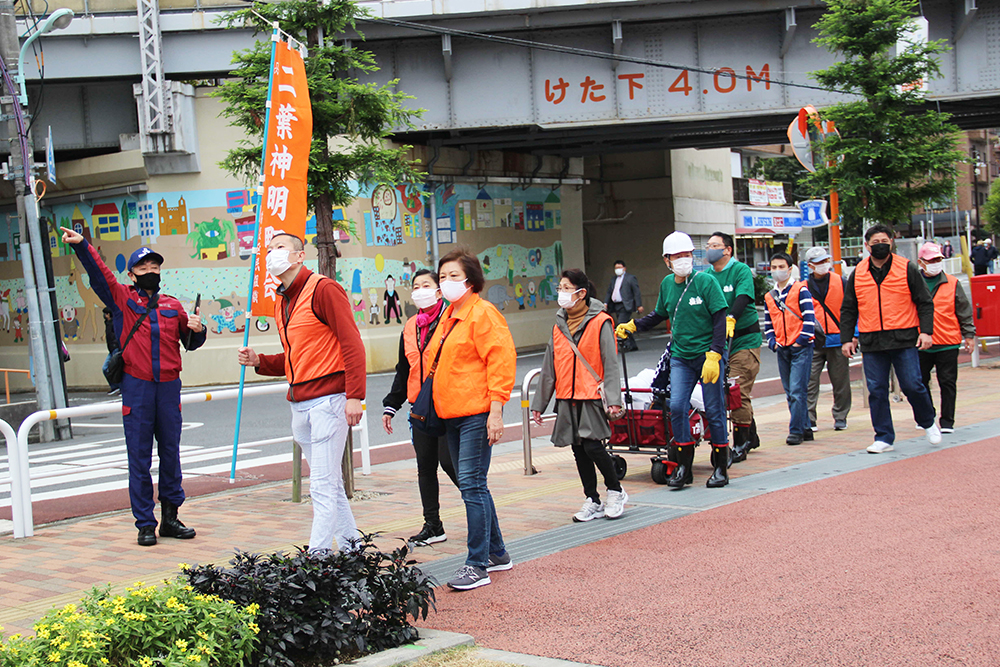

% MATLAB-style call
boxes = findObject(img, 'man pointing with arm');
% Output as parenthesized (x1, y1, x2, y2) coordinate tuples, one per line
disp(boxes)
(61, 226, 205, 547)
(238, 233, 366, 552)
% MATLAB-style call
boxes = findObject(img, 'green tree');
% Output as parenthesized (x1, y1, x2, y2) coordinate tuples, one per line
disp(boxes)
(983, 179, 1000, 237)
(805, 0, 965, 236)
(215, 0, 423, 277)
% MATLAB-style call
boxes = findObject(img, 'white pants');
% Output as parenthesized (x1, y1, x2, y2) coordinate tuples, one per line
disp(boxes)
(290, 393, 359, 552)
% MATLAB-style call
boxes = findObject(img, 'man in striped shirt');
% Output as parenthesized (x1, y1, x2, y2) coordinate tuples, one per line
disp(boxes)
(764, 252, 817, 446)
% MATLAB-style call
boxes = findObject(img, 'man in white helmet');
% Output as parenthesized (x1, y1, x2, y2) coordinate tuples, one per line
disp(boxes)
(616, 231, 730, 488)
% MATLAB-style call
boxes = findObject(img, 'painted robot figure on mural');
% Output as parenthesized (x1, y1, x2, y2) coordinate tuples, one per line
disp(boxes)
(61, 226, 206, 547)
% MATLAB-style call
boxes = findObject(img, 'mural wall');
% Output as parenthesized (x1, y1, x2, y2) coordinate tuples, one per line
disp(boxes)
(0, 181, 566, 361)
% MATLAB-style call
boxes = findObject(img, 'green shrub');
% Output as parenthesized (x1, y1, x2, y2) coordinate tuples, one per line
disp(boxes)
(0, 579, 258, 667)
(182, 536, 436, 667)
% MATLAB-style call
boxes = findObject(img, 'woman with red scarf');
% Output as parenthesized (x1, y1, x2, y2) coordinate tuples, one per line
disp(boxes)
(383, 269, 459, 546)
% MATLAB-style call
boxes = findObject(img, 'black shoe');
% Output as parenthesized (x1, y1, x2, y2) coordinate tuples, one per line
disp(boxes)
(409, 522, 447, 546)
(786, 433, 803, 446)
(834, 419, 848, 431)
(706, 446, 729, 488)
(802, 430, 814, 442)
(666, 445, 695, 488)
(748, 419, 761, 450)
(731, 425, 752, 463)
(160, 501, 196, 539)
(137, 526, 157, 547)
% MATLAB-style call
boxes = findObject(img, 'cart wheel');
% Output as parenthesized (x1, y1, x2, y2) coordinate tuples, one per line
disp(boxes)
(613, 455, 628, 480)
(651, 460, 670, 485)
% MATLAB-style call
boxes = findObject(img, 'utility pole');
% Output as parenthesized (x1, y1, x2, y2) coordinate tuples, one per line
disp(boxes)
(0, 2, 69, 440)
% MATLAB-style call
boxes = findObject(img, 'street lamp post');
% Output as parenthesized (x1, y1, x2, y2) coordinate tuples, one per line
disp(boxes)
(0, 6, 74, 440)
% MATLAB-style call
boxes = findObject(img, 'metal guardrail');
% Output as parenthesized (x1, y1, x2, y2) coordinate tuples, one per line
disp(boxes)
(520, 368, 556, 477)
(3, 384, 371, 539)
(0, 368, 30, 404)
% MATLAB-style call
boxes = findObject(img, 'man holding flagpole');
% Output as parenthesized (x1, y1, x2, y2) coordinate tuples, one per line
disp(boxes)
(238, 232, 366, 552)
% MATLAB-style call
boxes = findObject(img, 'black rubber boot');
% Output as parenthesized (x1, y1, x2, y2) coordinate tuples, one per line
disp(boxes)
(666, 445, 695, 488)
(748, 419, 761, 450)
(160, 501, 196, 539)
(137, 526, 157, 547)
(731, 425, 752, 463)
(707, 446, 730, 487)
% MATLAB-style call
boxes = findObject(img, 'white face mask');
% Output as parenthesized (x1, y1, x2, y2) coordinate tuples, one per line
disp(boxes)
(614, 267, 625, 277)
(440, 279, 469, 302)
(411, 287, 440, 310)
(671, 257, 694, 278)
(266, 248, 294, 278)
(812, 262, 831, 276)
(922, 261, 944, 276)
(772, 268, 790, 283)
(557, 289, 582, 309)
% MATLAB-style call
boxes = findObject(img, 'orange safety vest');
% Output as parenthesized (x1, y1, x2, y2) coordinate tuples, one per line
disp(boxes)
(854, 256, 920, 333)
(553, 312, 614, 400)
(275, 273, 345, 388)
(765, 281, 807, 347)
(402, 315, 437, 404)
(811, 275, 844, 336)
(930, 274, 962, 346)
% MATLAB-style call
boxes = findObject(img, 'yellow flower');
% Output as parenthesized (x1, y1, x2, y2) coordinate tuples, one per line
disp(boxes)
(175, 639, 188, 650)
(245, 603, 260, 616)
(100, 658, 110, 665)
(139, 656, 153, 667)
(187, 654, 200, 662)
(47, 651, 61, 662)
(248, 622, 260, 635)
(68, 660, 86, 667)
(196, 631, 209, 641)
(178, 563, 189, 570)
(105, 619, 115, 627)
(36, 628, 51, 639)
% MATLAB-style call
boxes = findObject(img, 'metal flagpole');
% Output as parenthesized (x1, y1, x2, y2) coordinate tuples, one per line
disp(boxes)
(231, 23, 281, 482)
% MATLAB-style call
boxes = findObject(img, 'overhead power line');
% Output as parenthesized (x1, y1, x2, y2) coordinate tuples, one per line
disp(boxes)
(362, 16, 850, 96)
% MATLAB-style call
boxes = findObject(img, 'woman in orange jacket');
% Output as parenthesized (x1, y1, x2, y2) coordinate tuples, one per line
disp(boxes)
(426, 248, 516, 590)
(382, 269, 459, 546)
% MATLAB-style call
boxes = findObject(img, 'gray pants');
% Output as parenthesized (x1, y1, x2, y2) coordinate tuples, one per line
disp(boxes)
(807, 345, 852, 425)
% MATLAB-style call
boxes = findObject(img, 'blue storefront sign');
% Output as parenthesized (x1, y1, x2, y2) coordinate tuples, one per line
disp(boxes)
(736, 207, 804, 235)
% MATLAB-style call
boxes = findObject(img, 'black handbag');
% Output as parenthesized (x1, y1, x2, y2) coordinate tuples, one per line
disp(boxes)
(409, 321, 456, 437)
(106, 301, 154, 385)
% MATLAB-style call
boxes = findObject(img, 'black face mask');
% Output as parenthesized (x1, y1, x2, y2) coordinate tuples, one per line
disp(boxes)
(134, 272, 161, 293)
(869, 243, 891, 260)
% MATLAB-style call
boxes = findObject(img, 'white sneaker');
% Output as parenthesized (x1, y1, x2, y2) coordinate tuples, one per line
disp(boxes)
(573, 499, 605, 522)
(604, 489, 628, 519)
(940, 427, 955, 434)
(925, 424, 942, 445)
(867, 441, 894, 454)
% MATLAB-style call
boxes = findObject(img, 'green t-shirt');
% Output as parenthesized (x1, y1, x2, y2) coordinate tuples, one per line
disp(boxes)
(653, 271, 729, 359)
(709, 259, 763, 353)
(923, 273, 960, 352)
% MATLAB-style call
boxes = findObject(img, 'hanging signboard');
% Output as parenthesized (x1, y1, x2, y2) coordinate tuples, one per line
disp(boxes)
(251, 40, 313, 317)
(736, 206, 804, 235)
(766, 181, 786, 206)
(798, 199, 830, 228)
(748, 179, 768, 206)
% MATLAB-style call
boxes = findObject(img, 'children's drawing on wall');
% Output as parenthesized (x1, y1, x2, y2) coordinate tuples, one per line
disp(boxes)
(188, 218, 237, 260)
(68, 258, 104, 342)
(514, 283, 525, 310)
(527, 281, 536, 308)
(61, 306, 80, 340)
(351, 269, 365, 326)
(383, 275, 403, 325)
(368, 289, 380, 325)
(486, 284, 513, 311)
(0, 289, 10, 332)
(366, 184, 404, 246)
(209, 298, 245, 334)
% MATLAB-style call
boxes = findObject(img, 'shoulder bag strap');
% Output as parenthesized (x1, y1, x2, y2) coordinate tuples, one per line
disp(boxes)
(808, 277, 841, 329)
(426, 320, 457, 378)
(772, 286, 803, 321)
(559, 323, 604, 386)
(120, 297, 156, 352)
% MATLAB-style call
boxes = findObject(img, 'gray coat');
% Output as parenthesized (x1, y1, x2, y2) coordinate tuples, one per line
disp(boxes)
(531, 299, 622, 447)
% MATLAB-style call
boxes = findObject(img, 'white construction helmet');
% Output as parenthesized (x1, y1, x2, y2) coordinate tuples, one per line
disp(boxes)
(662, 231, 695, 257)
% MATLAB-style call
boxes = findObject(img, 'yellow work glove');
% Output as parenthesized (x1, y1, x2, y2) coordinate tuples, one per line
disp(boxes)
(615, 319, 637, 340)
(701, 351, 722, 384)
(726, 315, 736, 339)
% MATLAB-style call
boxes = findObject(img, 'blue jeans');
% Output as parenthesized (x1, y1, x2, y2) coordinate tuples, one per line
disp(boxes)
(102, 353, 120, 390)
(670, 354, 728, 446)
(776, 344, 814, 436)
(862, 347, 936, 445)
(445, 412, 505, 569)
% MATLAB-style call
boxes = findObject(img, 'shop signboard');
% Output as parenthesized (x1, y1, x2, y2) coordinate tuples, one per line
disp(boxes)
(736, 206, 803, 235)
